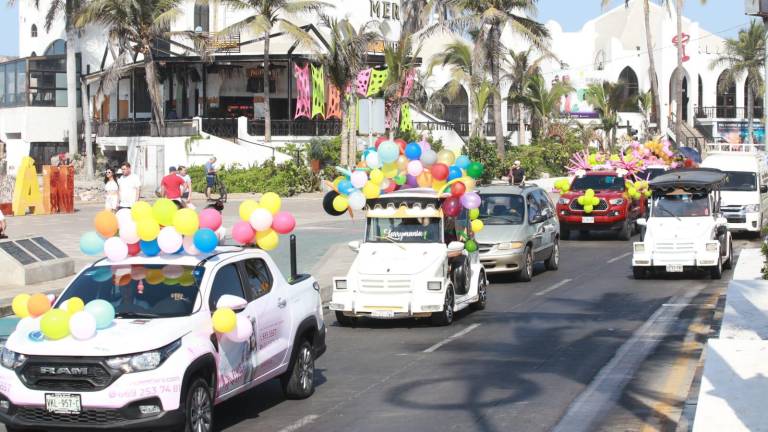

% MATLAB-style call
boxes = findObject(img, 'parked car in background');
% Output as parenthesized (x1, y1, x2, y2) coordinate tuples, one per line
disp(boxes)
(476, 185, 560, 281)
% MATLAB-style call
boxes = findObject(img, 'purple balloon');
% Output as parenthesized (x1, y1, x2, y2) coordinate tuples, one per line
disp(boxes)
(419, 140, 431, 153)
(406, 174, 419, 186)
(460, 192, 482, 209)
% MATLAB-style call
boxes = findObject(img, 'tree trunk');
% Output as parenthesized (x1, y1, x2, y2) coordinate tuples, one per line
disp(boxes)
(81, 79, 93, 178)
(643, 0, 661, 130)
(340, 97, 349, 167)
(66, 26, 78, 157)
(518, 103, 525, 146)
(348, 96, 357, 166)
(263, 32, 272, 144)
(675, 0, 684, 145)
(491, 26, 505, 155)
(747, 87, 755, 145)
(610, 127, 616, 152)
(144, 45, 165, 128)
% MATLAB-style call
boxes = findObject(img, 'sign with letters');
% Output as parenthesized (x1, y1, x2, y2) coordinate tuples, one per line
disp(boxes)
(370, 0, 400, 21)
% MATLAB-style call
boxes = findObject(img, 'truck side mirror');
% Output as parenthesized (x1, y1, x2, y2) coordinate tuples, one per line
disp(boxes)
(761, 185, 767, 194)
(348, 240, 361, 252)
(636, 218, 647, 227)
(216, 294, 248, 312)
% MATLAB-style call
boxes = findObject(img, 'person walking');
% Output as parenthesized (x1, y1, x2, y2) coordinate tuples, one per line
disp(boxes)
(104, 167, 119, 212)
(177, 165, 193, 206)
(0, 207, 6, 239)
(161, 166, 186, 208)
(117, 162, 141, 210)
(509, 160, 526, 186)
(205, 157, 217, 200)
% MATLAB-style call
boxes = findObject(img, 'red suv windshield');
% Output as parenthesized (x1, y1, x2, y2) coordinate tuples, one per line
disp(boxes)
(571, 175, 624, 191)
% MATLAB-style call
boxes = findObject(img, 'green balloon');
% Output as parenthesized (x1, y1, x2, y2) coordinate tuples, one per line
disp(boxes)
(469, 208, 480, 220)
(394, 174, 407, 186)
(40, 309, 70, 340)
(583, 205, 594, 214)
(467, 162, 484, 179)
(465, 239, 478, 253)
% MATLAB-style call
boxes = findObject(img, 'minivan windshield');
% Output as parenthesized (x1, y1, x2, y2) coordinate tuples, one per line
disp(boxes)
(478, 194, 525, 225)
(57, 264, 203, 318)
(366, 217, 442, 243)
(653, 193, 710, 218)
(723, 171, 757, 191)
(571, 175, 625, 191)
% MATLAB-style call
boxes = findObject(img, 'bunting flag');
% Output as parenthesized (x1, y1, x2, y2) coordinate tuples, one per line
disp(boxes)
(402, 69, 416, 98)
(400, 103, 413, 132)
(294, 64, 311, 119)
(367, 68, 389, 97)
(356, 68, 372, 97)
(326, 84, 341, 120)
(311, 64, 326, 119)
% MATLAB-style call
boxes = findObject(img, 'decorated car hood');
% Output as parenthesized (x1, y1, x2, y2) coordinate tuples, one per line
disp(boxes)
(644, 217, 715, 245)
(354, 243, 446, 276)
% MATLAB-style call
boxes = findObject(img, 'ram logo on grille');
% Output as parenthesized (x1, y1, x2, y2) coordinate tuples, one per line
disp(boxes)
(39, 367, 89, 376)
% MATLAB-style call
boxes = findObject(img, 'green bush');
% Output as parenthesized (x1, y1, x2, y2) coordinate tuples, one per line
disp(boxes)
(189, 159, 319, 197)
(504, 134, 583, 179)
(464, 137, 503, 183)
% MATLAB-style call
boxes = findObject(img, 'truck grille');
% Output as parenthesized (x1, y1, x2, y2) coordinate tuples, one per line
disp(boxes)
(359, 278, 412, 294)
(19, 359, 118, 392)
(569, 199, 609, 212)
(16, 407, 126, 424)
(478, 243, 494, 254)
(654, 242, 696, 253)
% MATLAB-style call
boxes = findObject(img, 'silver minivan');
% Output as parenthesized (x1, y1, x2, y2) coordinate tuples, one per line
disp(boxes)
(476, 184, 560, 281)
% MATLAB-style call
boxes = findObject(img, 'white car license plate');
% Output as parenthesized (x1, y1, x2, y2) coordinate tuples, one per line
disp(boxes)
(45, 393, 81, 414)
(666, 264, 684, 273)
(372, 311, 395, 318)
(582, 217, 595, 224)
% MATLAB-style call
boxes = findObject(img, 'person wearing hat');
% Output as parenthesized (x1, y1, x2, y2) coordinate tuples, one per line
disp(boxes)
(509, 160, 526, 186)
(161, 166, 186, 208)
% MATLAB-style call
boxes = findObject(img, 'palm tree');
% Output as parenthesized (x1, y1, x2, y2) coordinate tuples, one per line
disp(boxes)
(672, 0, 707, 145)
(383, 34, 423, 134)
(585, 81, 635, 151)
(220, 0, 330, 144)
(710, 21, 766, 144)
(521, 74, 572, 140)
(315, 16, 379, 167)
(503, 48, 555, 146)
(637, 90, 654, 140)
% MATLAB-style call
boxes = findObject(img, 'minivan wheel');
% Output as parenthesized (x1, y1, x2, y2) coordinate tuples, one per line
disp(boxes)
(281, 340, 315, 399)
(471, 274, 487, 311)
(432, 288, 455, 326)
(545, 239, 560, 271)
(335, 311, 356, 327)
(184, 377, 213, 432)
(710, 253, 723, 280)
(723, 240, 734, 270)
(517, 246, 534, 282)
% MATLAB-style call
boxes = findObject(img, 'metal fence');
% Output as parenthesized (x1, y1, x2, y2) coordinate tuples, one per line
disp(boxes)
(247, 119, 342, 137)
(695, 106, 764, 120)
(96, 119, 198, 137)
(201, 118, 237, 139)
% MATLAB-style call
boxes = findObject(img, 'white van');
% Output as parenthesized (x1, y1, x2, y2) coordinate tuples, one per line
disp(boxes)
(701, 149, 768, 235)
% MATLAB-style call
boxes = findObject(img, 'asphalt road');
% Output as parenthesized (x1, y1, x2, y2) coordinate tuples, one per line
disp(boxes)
(208, 233, 748, 432)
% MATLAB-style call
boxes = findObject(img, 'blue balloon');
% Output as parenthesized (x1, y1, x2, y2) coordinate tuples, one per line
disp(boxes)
(405, 143, 422, 160)
(90, 267, 113, 283)
(140, 239, 161, 257)
(80, 231, 105, 256)
(193, 228, 218, 254)
(338, 180, 356, 196)
(84, 299, 115, 330)
(455, 155, 471, 170)
(448, 166, 463, 181)
(378, 141, 400, 164)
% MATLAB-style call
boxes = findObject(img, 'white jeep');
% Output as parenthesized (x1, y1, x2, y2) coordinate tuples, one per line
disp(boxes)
(0, 242, 325, 432)
(330, 189, 488, 326)
(632, 168, 733, 279)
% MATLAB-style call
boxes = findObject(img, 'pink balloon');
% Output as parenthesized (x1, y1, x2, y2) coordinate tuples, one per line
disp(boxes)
(183, 236, 200, 255)
(104, 237, 129, 262)
(157, 227, 183, 254)
(199, 208, 223, 231)
(131, 266, 147, 281)
(226, 314, 254, 343)
(272, 211, 296, 234)
(249, 208, 273, 232)
(232, 221, 255, 245)
(407, 160, 424, 177)
(442, 197, 462, 218)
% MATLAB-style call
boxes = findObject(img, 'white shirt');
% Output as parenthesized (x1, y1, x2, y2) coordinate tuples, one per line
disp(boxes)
(117, 174, 142, 208)
(0, 209, 4, 221)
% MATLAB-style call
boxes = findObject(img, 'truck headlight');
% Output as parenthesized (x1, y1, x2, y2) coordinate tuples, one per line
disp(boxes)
(633, 243, 645, 253)
(558, 198, 570, 205)
(427, 281, 442, 291)
(0, 347, 26, 370)
(498, 242, 524, 250)
(705, 242, 719, 252)
(106, 339, 180, 373)
(335, 279, 347, 290)
(745, 204, 760, 213)
(609, 198, 625, 205)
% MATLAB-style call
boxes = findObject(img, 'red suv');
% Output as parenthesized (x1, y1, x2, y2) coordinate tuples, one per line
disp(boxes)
(556, 171, 647, 240)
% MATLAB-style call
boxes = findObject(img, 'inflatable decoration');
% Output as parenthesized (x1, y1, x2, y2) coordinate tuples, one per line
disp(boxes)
(577, 189, 601, 214)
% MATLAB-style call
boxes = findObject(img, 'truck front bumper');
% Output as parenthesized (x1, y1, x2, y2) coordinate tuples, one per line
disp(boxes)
(632, 251, 721, 268)
(724, 211, 761, 232)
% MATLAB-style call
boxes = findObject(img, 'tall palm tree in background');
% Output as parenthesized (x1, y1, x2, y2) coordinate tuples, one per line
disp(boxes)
(522, 74, 572, 140)
(316, 16, 379, 166)
(710, 21, 766, 144)
(503, 48, 555, 146)
(220, 0, 330, 144)
(586, 80, 635, 151)
(383, 34, 423, 134)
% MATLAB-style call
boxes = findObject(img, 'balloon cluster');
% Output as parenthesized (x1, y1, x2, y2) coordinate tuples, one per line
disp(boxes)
(12, 293, 115, 341)
(323, 137, 486, 216)
(211, 307, 253, 343)
(232, 192, 296, 250)
(625, 180, 652, 200)
(577, 189, 600, 214)
(80, 199, 226, 261)
(554, 179, 571, 194)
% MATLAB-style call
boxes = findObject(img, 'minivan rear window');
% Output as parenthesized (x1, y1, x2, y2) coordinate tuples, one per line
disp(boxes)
(723, 171, 757, 191)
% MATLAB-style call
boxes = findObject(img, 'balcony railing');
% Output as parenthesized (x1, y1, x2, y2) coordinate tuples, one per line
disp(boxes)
(695, 106, 764, 120)
(202, 118, 237, 138)
(96, 119, 198, 138)
(247, 119, 342, 137)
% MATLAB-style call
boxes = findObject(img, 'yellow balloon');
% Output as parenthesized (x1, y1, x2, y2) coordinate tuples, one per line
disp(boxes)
(40, 309, 70, 340)
(131, 201, 153, 221)
(370, 169, 384, 185)
(396, 155, 409, 172)
(239, 199, 260, 222)
(173, 208, 200, 236)
(333, 195, 349, 212)
(471, 219, 485, 233)
(256, 229, 279, 251)
(437, 149, 456, 166)
(363, 182, 381, 199)
(137, 218, 160, 242)
(260, 192, 282, 215)
(12, 294, 30, 318)
(462, 177, 476, 192)
(65, 297, 85, 315)
(152, 198, 178, 226)
(432, 180, 447, 192)
(146, 269, 165, 285)
(212, 308, 237, 333)
(382, 163, 398, 179)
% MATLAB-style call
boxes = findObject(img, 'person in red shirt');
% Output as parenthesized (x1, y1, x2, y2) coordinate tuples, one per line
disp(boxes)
(161, 167, 186, 208)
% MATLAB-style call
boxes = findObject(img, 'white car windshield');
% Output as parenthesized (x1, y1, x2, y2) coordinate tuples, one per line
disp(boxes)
(478, 194, 525, 225)
(723, 171, 757, 191)
(653, 193, 710, 218)
(56, 264, 203, 318)
(366, 217, 443, 243)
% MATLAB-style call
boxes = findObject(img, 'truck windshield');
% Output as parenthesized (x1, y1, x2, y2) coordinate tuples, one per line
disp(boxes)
(366, 217, 443, 243)
(723, 171, 757, 191)
(653, 193, 710, 217)
(571, 175, 625, 191)
(478, 194, 525, 225)
(57, 264, 203, 318)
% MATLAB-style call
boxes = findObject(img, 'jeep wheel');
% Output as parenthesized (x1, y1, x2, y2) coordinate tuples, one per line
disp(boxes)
(618, 218, 632, 241)
(545, 239, 560, 271)
(710, 254, 723, 280)
(471, 274, 487, 311)
(281, 340, 315, 399)
(632, 266, 647, 279)
(183, 377, 213, 432)
(335, 311, 356, 327)
(451, 255, 471, 296)
(723, 240, 734, 270)
(432, 288, 455, 326)
(517, 246, 534, 282)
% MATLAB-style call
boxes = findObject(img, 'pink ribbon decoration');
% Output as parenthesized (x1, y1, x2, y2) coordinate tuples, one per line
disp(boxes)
(402, 69, 416, 98)
(294, 64, 311, 119)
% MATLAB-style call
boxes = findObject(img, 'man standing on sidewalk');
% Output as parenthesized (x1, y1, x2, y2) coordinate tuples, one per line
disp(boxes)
(205, 157, 217, 201)
(509, 160, 526, 186)
(117, 162, 141, 209)
(161, 166, 186, 208)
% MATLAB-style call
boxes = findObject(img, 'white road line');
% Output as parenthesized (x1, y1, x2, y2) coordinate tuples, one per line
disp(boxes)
(276, 415, 319, 432)
(607, 252, 632, 264)
(535, 278, 573, 297)
(423, 323, 482, 353)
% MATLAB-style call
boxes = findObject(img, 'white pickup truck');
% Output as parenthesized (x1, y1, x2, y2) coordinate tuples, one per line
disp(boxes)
(632, 168, 733, 279)
(0, 242, 325, 432)
(330, 189, 488, 326)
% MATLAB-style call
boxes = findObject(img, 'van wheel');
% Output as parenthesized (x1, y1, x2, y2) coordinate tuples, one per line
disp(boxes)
(724, 240, 734, 270)
(517, 246, 534, 282)
(432, 288, 455, 326)
(183, 377, 213, 432)
(281, 340, 315, 399)
(335, 311, 355, 327)
(471, 274, 487, 311)
(545, 239, 560, 271)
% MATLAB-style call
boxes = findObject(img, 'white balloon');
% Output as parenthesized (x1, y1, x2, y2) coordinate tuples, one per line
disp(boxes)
(226, 314, 253, 343)
(348, 192, 367, 211)
(365, 152, 382, 169)
(69, 312, 97, 341)
(249, 208, 273, 232)
(116, 208, 133, 225)
(119, 220, 140, 244)
(421, 149, 438, 167)
(157, 227, 183, 254)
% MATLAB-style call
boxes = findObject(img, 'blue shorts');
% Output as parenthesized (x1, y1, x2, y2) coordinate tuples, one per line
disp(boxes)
(206, 175, 215, 187)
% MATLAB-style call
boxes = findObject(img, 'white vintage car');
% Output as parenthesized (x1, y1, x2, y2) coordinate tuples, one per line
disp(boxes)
(330, 189, 488, 326)
(632, 168, 733, 279)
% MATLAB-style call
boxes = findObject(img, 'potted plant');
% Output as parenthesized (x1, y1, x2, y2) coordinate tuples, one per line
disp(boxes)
(307, 139, 324, 173)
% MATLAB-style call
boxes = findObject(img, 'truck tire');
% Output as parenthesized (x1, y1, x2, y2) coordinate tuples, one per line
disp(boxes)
(451, 255, 471, 296)
(431, 287, 455, 326)
(335, 311, 356, 327)
(710, 255, 723, 280)
(632, 266, 648, 279)
(544, 239, 560, 271)
(618, 218, 632, 241)
(471, 273, 487, 311)
(183, 377, 213, 432)
(281, 339, 315, 399)
(517, 246, 534, 282)
(724, 240, 733, 270)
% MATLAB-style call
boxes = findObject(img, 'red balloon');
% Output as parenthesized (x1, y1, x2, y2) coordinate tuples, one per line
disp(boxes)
(450, 182, 466, 197)
(127, 242, 141, 256)
(395, 139, 407, 154)
(374, 136, 387, 149)
(384, 181, 397, 193)
(431, 163, 449, 181)
(442, 197, 462, 217)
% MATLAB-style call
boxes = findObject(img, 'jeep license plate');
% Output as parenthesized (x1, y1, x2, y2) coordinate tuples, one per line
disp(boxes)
(372, 311, 395, 318)
(666, 264, 684, 273)
(582, 217, 595, 223)
(45, 393, 81, 414)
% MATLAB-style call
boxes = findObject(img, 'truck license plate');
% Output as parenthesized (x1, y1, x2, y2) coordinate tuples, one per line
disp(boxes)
(45, 393, 81, 414)
(582, 217, 595, 224)
(372, 311, 395, 318)
(666, 265, 684, 273)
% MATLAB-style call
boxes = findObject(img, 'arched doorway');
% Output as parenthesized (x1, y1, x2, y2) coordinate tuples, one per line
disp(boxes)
(618, 66, 639, 110)
(669, 70, 689, 121)
(716, 70, 736, 118)
(745, 77, 764, 119)
(44, 39, 66, 56)
(437, 84, 469, 134)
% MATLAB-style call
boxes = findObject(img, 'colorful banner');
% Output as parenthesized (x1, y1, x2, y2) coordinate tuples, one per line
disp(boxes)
(326, 84, 341, 120)
(356, 68, 372, 97)
(400, 103, 412, 132)
(717, 121, 766, 144)
(367, 68, 389, 97)
(294, 64, 311, 119)
(311, 64, 326, 119)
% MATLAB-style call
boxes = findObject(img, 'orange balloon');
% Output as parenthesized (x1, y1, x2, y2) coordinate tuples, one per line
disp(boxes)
(115, 273, 132, 287)
(417, 171, 433, 188)
(27, 293, 52, 318)
(94, 210, 119, 238)
(396, 155, 409, 172)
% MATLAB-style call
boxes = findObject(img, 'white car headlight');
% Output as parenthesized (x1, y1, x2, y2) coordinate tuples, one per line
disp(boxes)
(106, 339, 180, 374)
(498, 242, 525, 250)
(705, 242, 719, 252)
(0, 347, 26, 370)
(609, 198, 625, 205)
(335, 279, 347, 290)
(745, 204, 760, 213)
(558, 198, 570, 205)
(427, 281, 442, 291)
(633, 243, 645, 253)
